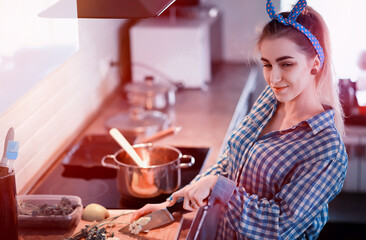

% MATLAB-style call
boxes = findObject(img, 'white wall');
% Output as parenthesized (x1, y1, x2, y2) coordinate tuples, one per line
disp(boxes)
(0, 19, 126, 193)
(0, 0, 276, 192)
(206, 0, 279, 62)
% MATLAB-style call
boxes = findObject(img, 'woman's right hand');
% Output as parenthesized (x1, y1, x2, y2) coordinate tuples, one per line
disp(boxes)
(168, 175, 218, 211)
(130, 201, 170, 222)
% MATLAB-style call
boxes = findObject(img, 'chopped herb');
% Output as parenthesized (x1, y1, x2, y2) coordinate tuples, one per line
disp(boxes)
(65, 212, 132, 240)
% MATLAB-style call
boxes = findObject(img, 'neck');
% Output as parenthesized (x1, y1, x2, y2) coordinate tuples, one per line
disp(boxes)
(281, 81, 324, 124)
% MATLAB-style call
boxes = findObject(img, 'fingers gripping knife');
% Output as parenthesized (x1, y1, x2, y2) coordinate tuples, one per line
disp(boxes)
(119, 198, 186, 234)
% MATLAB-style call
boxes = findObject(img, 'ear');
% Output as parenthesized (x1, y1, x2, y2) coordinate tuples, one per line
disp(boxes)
(310, 55, 321, 75)
(312, 55, 321, 71)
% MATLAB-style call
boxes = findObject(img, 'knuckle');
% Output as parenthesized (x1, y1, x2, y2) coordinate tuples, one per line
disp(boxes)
(184, 191, 190, 198)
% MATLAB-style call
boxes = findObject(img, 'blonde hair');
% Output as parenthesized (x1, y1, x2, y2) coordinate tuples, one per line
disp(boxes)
(257, 6, 345, 137)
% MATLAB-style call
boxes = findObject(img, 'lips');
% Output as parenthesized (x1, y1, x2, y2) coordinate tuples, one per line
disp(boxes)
(272, 86, 288, 92)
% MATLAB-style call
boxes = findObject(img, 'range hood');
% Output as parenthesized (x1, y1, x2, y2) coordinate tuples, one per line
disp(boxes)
(38, 0, 176, 19)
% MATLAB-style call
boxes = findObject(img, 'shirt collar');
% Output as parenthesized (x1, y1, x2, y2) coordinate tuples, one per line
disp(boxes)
(305, 107, 335, 135)
(251, 86, 278, 125)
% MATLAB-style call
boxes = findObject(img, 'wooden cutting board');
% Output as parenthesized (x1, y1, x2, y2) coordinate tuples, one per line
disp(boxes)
(71, 210, 184, 240)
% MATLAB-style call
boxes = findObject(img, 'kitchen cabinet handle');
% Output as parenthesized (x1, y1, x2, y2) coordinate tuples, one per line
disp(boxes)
(177, 155, 195, 169)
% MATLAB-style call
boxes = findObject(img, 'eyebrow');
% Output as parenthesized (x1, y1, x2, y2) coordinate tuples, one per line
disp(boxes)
(260, 56, 294, 62)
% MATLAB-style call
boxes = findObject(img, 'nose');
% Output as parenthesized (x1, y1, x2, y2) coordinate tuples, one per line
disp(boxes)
(270, 68, 281, 83)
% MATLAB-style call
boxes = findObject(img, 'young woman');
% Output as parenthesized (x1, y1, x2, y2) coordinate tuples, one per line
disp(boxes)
(131, 0, 348, 239)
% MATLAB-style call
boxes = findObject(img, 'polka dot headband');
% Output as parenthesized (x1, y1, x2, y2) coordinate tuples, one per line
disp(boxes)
(266, 0, 325, 68)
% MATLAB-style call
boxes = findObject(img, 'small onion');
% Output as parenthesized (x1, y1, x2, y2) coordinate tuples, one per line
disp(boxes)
(82, 203, 110, 222)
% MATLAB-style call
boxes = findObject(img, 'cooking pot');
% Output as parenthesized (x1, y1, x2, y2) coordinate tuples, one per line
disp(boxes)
(101, 143, 195, 199)
(124, 76, 176, 111)
(104, 109, 170, 140)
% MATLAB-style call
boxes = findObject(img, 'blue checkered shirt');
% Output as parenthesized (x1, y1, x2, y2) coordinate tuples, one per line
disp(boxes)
(196, 86, 348, 239)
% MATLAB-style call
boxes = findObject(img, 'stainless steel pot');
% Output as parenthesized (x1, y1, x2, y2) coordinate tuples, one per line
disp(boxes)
(101, 143, 195, 199)
(124, 77, 176, 111)
(104, 109, 170, 140)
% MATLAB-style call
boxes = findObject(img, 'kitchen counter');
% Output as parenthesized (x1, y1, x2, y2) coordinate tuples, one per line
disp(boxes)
(25, 63, 259, 239)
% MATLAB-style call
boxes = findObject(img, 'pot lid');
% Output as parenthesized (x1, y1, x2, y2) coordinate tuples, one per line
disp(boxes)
(124, 77, 175, 94)
(105, 110, 170, 135)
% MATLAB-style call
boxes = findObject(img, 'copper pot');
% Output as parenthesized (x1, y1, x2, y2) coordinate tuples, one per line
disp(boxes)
(101, 143, 195, 199)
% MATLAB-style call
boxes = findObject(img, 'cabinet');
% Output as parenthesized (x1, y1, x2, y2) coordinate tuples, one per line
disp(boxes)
(343, 126, 366, 193)
(130, 17, 211, 89)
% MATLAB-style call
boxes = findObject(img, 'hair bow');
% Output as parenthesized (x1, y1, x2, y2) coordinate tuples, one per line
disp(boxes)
(266, 0, 324, 68)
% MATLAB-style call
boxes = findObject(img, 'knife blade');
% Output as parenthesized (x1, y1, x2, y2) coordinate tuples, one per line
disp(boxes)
(119, 198, 185, 234)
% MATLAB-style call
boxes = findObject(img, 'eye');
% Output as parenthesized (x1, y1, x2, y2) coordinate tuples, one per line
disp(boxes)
(281, 62, 293, 67)
(262, 63, 272, 69)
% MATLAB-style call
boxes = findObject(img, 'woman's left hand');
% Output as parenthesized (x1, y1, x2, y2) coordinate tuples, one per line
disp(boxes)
(168, 175, 218, 211)
(130, 201, 170, 222)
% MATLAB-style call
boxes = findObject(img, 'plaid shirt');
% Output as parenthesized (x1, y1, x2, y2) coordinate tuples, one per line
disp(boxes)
(197, 86, 348, 240)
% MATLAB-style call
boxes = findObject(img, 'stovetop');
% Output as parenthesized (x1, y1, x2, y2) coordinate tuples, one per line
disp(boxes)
(30, 135, 210, 209)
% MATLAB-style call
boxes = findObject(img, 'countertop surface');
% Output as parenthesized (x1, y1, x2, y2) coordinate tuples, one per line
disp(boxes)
(25, 63, 256, 239)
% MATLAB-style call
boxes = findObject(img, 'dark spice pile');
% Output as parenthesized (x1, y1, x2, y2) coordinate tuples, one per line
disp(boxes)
(66, 224, 114, 240)
(19, 197, 80, 216)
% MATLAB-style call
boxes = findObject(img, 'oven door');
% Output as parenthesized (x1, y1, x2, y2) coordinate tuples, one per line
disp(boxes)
(342, 126, 366, 193)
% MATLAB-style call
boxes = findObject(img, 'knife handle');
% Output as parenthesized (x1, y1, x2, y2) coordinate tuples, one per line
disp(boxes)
(166, 197, 185, 214)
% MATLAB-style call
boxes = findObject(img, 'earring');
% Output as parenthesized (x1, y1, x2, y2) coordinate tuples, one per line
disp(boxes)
(311, 68, 318, 75)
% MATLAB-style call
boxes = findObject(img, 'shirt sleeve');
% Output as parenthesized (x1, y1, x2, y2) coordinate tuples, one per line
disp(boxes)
(210, 153, 347, 239)
(190, 143, 232, 182)
(166, 143, 232, 202)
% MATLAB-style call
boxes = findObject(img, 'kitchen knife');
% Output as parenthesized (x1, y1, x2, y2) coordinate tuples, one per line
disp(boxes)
(119, 198, 185, 234)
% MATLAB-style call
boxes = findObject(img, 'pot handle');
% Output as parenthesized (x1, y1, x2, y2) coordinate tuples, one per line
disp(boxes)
(101, 155, 119, 169)
(177, 154, 195, 169)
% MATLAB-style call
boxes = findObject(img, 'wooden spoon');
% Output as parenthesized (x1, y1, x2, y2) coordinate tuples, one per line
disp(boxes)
(138, 126, 182, 143)
(109, 128, 147, 168)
